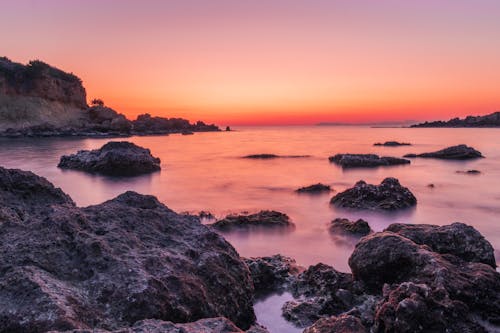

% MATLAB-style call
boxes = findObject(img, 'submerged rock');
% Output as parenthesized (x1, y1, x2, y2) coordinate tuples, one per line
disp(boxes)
(58, 141, 161, 176)
(373, 141, 411, 147)
(329, 218, 372, 237)
(330, 178, 417, 211)
(456, 169, 481, 174)
(0, 166, 255, 332)
(296, 183, 332, 194)
(243, 154, 310, 159)
(404, 144, 484, 160)
(328, 154, 410, 168)
(244, 255, 303, 293)
(210, 210, 294, 230)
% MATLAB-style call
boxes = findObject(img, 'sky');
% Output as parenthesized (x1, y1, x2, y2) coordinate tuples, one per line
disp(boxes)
(1, 0, 500, 125)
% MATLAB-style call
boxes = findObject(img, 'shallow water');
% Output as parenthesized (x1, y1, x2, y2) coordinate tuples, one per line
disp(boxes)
(0, 126, 499, 332)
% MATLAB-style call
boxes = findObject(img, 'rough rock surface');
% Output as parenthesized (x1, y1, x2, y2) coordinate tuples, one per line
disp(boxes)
(58, 141, 161, 176)
(296, 183, 331, 194)
(330, 178, 417, 211)
(210, 210, 294, 230)
(0, 166, 255, 332)
(302, 314, 367, 333)
(244, 255, 303, 292)
(329, 218, 372, 237)
(373, 141, 411, 146)
(329, 154, 410, 168)
(404, 144, 484, 159)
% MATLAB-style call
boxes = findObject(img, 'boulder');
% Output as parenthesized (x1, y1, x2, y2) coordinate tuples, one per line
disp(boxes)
(210, 210, 294, 230)
(58, 141, 161, 176)
(404, 144, 483, 159)
(329, 218, 372, 237)
(330, 178, 417, 211)
(302, 314, 367, 333)
(373, 141, 411, 147)
(0, 167, 255, 332)
(243, 255, 303, 292)
(328, 154, 410, 168)
(296, 183, 331, 194)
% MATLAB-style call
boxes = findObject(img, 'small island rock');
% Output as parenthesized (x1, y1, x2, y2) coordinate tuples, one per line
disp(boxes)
(329, 154, 410, 168)
(296, 183, 331, 194)
(373, 141, 411, 147)
(404, 144, 483, 160)
(210, 210, 294, 230)
(329, 218, 373, 237)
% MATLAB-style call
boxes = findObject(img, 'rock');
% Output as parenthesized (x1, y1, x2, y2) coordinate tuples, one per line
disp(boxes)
(404, 144, 484, 160)
(226, 126, 231, 131)
(373, 141, 411, 146)
(456, 169, 481, 174)
(199, 211, 216, 220)
(282, 300, 324, 327)
(427, 183, 435, 188)
(329, 218, 372, 237)
(210, 210, 294, 230)
(328, 154, 410, 168)
(182, 130, 194, 135)
(58, 141, 161, 176)
(243, 255, 303, 292)
(296, 183, 331, 194)
(302, 314, 367, 333)
(0, 166, 255, 332)
(384, 222, 496, 267)
(132, 114, 219, 135)
(243, 154, 310, 159)
(330, 178, 417, 211)
(410, 111, 500, 128)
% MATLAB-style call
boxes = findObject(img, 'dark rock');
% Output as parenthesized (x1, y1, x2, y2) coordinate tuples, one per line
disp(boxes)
(132, 114, 219, 135)
(244, 255, 303, 292)
(427, 183, 435, 188)
(58, 141, 161, 176)
(282, 300, 324, 327)
(182, 130, 194, 135)
(303, 314, 367, 333)
(329, 218, 372, 237)
(296, 183, 331, 194)
(330, 178, 417, 211)
(456, 169, 481, 174)
(373, 141, 411, 146)
(404, 144, 483, 160)
(243, 154, 310, 159)
(199, 211, 215, 220)
(226, 126, 231, 131)
(328, 154, 410, 168)
(0, 167, 255, 332)
(410, 111, 500, 128)
(385, 222, 496, 267)
(210, 210, 294, 230)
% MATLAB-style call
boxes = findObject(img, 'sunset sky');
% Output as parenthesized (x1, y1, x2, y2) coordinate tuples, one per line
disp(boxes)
(1, 0, 500, 125)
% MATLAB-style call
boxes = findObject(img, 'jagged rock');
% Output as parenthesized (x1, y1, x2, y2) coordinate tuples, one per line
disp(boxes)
(384, 222, 496, 267)
(404, 144, 483, 160)
(210, 211, 294, 230)
(243, 154, 310, 159)
(330, 178, 417, 211)
(329, 218, 372, 237)
(328, 154, 410, 168)
(0, 167, 255, 332)
(373, 141, 411, 147)
(282, 300, 324, 327)
(58, 141, 161, 176)
(243, 255, 303, 292)
(296, 183, 331, 194)
(303, 314, 367, 333)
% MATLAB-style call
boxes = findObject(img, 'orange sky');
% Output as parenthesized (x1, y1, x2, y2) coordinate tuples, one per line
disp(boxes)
(2, 0, 500, 125)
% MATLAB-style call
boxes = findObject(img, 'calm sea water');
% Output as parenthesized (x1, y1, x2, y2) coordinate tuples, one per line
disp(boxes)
(0, 126, 499, 332)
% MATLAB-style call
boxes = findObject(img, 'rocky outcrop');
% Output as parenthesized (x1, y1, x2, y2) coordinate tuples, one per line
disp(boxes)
(329, 154, 410, 168)
(410, 111, 500, 127)
(0, 166, 255, 332)
(58, 141, 161, 176)
(302, 315, 367, 333)
(373, 141, 411, 146)
(404, 144, 484, 160)
(329, 218, 372, 237)
(243, 154, 310, 159)
(210, 210, 294, 230)
(330, 178, 417, 211)
(132, 113, 219, 135)
(296, 183, 331, 194)
(243, 255, 303, 293)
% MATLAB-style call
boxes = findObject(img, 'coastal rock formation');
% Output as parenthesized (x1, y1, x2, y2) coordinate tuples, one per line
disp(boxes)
(330, 178, 417, 211)
(210, 210, 294, 230)
(411, 111, 500, 127)
(243, 154, 310, 159)
(404, 144, 483, 160)
(373, 141, 411, 146)
(244, 255, 303, 292)
(58, 141, 161, 176)
(303, 315, 367, 333)
(132, 113, 219, 135)
(328, 154, 410, 168)
(296, 183, 331, 194)
(0, 167, 255, 332)
(329, 218, 372, 237)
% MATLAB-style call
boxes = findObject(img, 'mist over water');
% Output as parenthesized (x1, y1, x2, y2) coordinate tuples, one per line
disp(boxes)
(1, 126, 499, 332)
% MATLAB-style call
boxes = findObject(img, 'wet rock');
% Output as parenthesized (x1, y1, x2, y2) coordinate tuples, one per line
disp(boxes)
(329, 154, 410, 168)
(244, 255, 303, 292)
(282, 300, 324, 327)
(330, 178, 417, 211)
(58, 141, 161, 176)
(373, 141, 411, 147)
(0, 167, 255, 332)
(303, 314, 367, 333)
(404, 144, 484, 160)
(385, 222, 496, 267)
(210, 210, 294, 230)
(243, 154, 310, 159)
(329, 218, 372, 237)
(296, 183, 331, 194)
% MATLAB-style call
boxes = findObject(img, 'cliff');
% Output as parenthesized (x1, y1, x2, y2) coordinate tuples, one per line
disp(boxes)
(411, 111, 500, 128)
